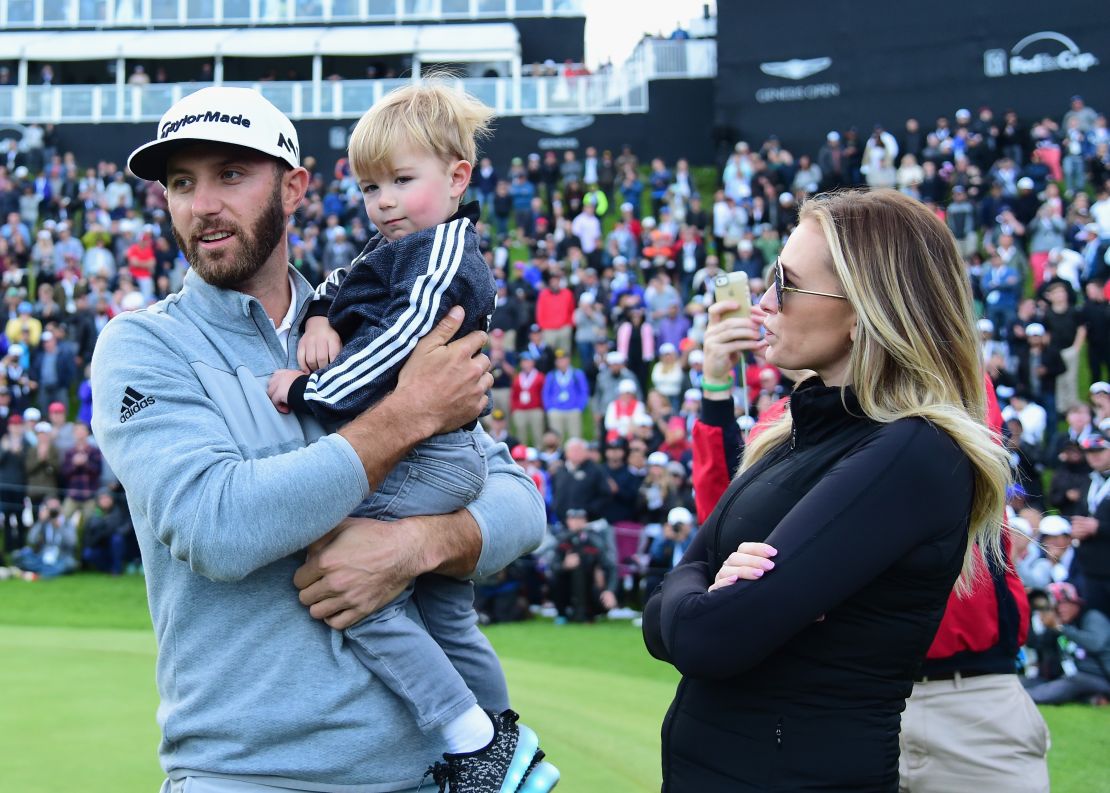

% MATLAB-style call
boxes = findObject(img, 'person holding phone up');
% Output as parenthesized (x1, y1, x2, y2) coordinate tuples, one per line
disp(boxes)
(642, 189, 1012, 792)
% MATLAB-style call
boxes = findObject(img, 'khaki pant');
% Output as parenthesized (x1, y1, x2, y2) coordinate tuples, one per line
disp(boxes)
(511, 408, 546, 447)
(899, 673, 1049, 793)
(490, 387, 511, 418)
(546, 409, 582, 442)
(542, 326, 573, 356)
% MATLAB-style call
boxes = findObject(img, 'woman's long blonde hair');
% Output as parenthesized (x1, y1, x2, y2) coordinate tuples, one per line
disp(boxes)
(743, 189, 1012, 593)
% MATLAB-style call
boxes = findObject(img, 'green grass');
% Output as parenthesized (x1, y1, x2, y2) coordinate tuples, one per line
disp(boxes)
(1, 574, 1107, 792)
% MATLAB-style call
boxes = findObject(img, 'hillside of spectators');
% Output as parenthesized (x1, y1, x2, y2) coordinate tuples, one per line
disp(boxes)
(1, 94, 1109, 704)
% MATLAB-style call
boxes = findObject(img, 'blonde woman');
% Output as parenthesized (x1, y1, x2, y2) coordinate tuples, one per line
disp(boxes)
(643, 189, 1011, 792)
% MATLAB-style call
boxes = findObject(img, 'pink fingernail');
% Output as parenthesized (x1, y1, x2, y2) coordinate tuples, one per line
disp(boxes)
(753, 569, 763, 577)
(728, 575, 738, 583)
(763, 561, 775, 570)
(767, 547, 778, 556)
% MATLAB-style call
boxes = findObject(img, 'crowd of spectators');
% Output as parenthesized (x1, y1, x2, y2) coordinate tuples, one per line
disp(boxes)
(1, 91, 1109, 705)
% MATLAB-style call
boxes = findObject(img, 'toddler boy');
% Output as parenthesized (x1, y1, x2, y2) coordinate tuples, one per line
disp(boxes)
(269, 82, 557, 793)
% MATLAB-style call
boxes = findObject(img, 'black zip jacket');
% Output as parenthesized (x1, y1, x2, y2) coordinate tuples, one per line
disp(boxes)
(288, 202, 494, 423)
(642, 379, 973, 792)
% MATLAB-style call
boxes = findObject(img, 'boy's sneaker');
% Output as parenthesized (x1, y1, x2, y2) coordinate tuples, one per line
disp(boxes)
(424, 709, 559, 792)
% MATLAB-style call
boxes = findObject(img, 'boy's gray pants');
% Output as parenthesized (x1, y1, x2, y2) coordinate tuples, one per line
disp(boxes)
(344, 428, 510, 732)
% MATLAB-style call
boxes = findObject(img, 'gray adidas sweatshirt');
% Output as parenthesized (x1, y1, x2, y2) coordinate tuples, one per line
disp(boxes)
(90, 267, 544, 791)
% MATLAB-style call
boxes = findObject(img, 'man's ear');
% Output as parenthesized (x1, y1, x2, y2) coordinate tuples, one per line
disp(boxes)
(282, 166, 311, 215)
(449, 160, 473, 199)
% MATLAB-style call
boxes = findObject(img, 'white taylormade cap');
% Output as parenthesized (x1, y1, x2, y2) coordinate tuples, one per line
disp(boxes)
(128, 87, 300, 184)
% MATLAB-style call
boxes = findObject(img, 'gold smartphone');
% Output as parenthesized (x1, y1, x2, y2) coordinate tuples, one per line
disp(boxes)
(713, 271, 751, 320)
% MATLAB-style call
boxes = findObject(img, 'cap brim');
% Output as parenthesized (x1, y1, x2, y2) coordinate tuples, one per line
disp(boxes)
(128, 137, 287, 184)
(127, 137, 203, 184)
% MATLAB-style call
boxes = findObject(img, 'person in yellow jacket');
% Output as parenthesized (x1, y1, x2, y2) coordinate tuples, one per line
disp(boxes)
(5, 302, 42, 349)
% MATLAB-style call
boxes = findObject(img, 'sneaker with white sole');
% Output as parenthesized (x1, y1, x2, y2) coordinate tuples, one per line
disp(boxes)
(422, 709, 559, 793)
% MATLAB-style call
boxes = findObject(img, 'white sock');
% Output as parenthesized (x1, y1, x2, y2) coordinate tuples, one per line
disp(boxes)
(442, 704, 495, 754)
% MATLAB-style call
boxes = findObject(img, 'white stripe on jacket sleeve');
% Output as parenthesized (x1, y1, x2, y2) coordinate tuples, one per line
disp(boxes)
(305, 219, 468, 406)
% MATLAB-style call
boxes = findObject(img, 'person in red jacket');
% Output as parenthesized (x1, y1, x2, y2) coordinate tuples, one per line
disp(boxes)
(124, 227, 157, 297)
(510, 352, 545, 447)
(534, 272, 575, 355)
(689, 299, 1049, 793)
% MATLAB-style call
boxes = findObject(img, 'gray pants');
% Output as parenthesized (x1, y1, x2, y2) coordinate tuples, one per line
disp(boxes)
(1027, 671, 1110, 705)
(345, 428, 509, 732)
(161, 778, 444, 792)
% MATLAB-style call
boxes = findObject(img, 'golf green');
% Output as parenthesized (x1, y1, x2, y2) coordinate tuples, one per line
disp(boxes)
(2, 576, 1107, 791)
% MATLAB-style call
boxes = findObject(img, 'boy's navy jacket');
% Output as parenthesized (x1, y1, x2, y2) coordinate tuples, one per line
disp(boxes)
(289, 201, 495, 424)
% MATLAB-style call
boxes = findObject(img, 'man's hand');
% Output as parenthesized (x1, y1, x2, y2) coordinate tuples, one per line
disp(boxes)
(298, 316, 342, 372)
(394, 306, 493, 437)
(338, 308, 493, 485)
(293, 516, 425, 630)
(267, 368, 305, 414)
(294, 509, 483, 630)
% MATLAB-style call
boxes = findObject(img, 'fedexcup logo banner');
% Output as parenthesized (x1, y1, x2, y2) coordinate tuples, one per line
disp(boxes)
(984, 32, 1100, 78)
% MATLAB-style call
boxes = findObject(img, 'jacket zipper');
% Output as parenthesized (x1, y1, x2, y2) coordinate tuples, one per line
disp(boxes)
(775, 716, 784, 750)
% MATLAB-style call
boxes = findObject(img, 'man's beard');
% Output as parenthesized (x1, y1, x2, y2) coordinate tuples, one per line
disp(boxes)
(173, 179, 286, 290)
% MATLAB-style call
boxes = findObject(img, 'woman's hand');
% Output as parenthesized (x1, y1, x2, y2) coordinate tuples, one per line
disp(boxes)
(708, 542, 777, 592)
(702, 301, 767, 387)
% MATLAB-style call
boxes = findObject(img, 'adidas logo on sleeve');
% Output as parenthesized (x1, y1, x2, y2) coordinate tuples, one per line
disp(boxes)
(120, 386, 156, 423)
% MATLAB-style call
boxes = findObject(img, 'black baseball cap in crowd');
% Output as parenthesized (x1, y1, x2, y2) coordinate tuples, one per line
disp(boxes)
(128, 87, 301, 185)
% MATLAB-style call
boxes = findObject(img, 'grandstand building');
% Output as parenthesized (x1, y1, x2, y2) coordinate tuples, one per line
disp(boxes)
(4, 0, 1103, 172)
(0, 0, 718, 168)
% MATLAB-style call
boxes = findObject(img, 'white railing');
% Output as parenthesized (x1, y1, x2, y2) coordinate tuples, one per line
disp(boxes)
(0, 0, 583, 27)
(0, 72, 658, 123)
(628, 38, 717, 81)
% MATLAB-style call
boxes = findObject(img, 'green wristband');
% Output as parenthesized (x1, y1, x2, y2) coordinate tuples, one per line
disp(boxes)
(701, 380, 734, 393)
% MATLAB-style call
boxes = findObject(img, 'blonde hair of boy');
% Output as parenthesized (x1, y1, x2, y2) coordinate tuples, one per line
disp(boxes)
(348, 78, 494, 179)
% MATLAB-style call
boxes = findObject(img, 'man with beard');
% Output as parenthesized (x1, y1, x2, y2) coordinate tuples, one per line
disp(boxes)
(90, 87, 544, 792)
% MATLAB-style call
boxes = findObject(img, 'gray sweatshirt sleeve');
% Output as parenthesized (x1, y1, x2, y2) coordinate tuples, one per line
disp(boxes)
(91, 315, 370, 582)
(466, 427, 545, 578)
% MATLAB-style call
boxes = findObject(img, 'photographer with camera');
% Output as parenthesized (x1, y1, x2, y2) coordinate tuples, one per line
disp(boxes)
(11, 494, 78, 578)
(1028, 582, 1110, 705)
(643, 507, 696, 596)
(549, 508, 617, 623)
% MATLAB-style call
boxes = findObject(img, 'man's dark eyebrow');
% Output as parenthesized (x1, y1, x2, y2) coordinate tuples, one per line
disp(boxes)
(168, 154, 263, 179)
